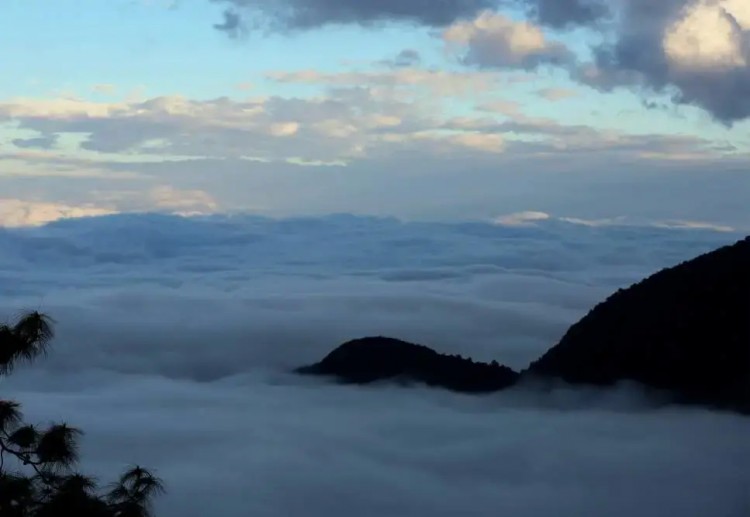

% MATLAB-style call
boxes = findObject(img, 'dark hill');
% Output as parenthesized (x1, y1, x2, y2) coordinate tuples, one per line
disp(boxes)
(296, 336, 519, 393)
(297, 237, 749, 413)
(527, 236, 750, 412)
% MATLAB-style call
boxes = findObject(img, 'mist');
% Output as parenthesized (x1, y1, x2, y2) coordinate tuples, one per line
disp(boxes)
(2, 213, 748, 517)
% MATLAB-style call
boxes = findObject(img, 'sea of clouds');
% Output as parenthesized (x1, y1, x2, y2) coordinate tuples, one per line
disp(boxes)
(1, 213, 748, 517)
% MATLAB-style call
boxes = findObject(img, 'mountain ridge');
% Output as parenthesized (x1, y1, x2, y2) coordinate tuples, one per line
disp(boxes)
(297, 236, 750, 413)
(297, 336, 519, 393)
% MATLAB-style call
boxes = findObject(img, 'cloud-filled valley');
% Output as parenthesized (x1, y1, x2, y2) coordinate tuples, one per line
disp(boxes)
(3, 2, 749, 514)
(2, 214, 748, 517)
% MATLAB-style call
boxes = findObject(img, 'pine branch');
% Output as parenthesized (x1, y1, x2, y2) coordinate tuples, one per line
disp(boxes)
(0, 311, 165, 515)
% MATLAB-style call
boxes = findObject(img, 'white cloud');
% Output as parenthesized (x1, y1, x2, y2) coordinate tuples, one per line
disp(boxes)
(82, 186, 220, 216)
(91, 84, 118, 95)
(722, 0, 750, 30)
(0, 96, 128, 119)
(651, 219, 736, 233)
(494, 212, 737, 232)
(0, 92, 433, 162)
(235, 82, 255, 91)
(267, 68, 505, 96)
(451, 131, 505, 152)
(1, 79, 748, 231)
(269, 121, 300, 136)
(147, 185, 219, 215)
(569, 0, 750, 122)
(663, 1, 747, 70)
(494, 210, 551, 226)
(558, 215, 628, 227)
(537, 88, 579, 101)
(0, 186, 219, 228)
(443, 11, 573, 68)
(0, 199, 116, 227)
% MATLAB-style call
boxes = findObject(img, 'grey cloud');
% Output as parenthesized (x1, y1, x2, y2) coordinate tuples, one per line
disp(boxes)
(536, 88, 578, 101)
(216, 0, 750, 124)
(4, 93, 416, 162)
(213, 9, 244, 37)
(3, 89, 749, 228)
(11, 133, 59, 149)
(7, 133, 749, 231)
(443, 12, 574, 69)
(499, 0, 750, 123)
(574, 0, 750, 123)
(9, 367, 749, 517)
(388, 49, 422, 68)
(1, 215, 748, 517)
(526, 0, 609, 27)
(0, 214, 737, 371)
(210, 0, 497, 31)
(460, 39, 572, 69)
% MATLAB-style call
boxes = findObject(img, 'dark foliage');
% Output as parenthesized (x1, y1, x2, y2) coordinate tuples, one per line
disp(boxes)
(0, 311, 165, 516)
(297, 336, 519, 393)
(527, 236, 750, 413)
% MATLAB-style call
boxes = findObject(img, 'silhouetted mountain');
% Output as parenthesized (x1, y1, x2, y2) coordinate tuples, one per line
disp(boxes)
(298, 237, 749, 413)
(527, 236, 750, 413)
(297, 336, 519, 393)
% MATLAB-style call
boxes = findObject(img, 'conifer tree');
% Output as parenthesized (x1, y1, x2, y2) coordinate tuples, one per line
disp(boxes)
(0, 311, 165, 516)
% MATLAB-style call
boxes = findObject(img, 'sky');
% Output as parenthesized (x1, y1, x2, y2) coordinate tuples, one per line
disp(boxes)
(2, 214, 749, 517)
(1, 0, 749, 229)
(2, 4, 749, 514)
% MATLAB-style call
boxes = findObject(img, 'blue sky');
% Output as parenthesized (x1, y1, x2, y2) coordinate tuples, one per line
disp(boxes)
(1, 0, 433, 98)
(1, 0, 749, 229)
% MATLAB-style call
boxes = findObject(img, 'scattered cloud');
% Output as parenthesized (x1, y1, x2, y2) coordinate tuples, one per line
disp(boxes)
(213, 8, 244, 38)
(91, 84, 118, 95)
(443, 11, 573, 69)
(651, 219, 736, 233)
(0, 96, 128, 119)
(493, 210, 551, 226)
(4, 80, 739, 172)
(1, 68, 748, 229)
(382, 49, 422, 68)
(11, 133, 58, 149)
(144, 185, 219, 214)
(0, 79, 523, 166)
(266, 67, 504, 96)
(201, 0, 750, 122)
(492, 211, 737, 233)
(536, 88, 579, 101)
(575, 0, 750, 123)
(91, 185, 220, 216)
(0, 199, 116, 227)
(558, 215, 628, 227)
(0, 185, 218, 227)
(521, 0, 610, 28)
(210, 0, 496, 33)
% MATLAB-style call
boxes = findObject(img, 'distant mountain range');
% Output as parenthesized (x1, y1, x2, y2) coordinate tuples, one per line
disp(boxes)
(298, 236, 750, 413)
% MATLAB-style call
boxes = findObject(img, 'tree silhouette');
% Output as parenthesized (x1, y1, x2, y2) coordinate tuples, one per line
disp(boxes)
(0, 311, 165, 516)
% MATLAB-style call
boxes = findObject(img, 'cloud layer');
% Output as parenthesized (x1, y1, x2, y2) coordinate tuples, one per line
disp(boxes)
(2, 214, 747, 517)
(3, 83, 748, 230)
